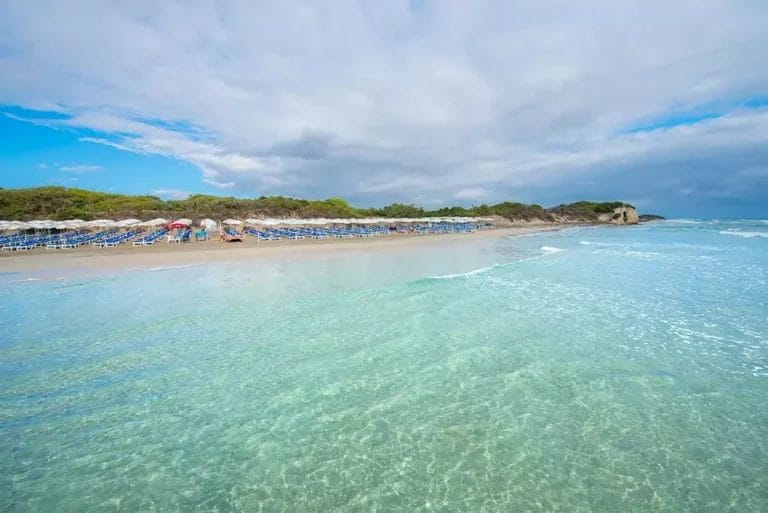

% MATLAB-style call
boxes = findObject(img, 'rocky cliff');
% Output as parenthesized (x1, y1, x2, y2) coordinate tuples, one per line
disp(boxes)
(598, 206, 639, 225)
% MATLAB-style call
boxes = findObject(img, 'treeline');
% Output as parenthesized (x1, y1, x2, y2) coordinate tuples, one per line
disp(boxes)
(0, 187, 634, 222)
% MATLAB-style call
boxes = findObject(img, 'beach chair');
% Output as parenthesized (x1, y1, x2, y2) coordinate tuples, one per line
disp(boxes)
(221, 228, 243, 242)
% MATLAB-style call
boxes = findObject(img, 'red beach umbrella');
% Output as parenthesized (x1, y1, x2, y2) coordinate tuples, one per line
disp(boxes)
(167, 219, 191, 229)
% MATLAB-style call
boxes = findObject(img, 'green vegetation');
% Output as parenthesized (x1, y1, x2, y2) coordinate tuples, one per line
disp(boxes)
(0, 186, 637, 222)
(547, 201, 635, 221)
(565, 201, 630, 214)
(0, 187, 165, 220)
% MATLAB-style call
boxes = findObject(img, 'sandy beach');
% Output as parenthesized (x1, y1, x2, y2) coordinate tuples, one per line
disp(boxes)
(0, 225, 567, 275)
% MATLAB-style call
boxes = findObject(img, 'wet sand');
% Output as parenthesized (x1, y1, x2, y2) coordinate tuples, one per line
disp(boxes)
(0, 226, 567, 275)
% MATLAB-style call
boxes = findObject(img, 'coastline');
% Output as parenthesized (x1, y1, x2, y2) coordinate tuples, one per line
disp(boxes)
(0, 225, 569, 275)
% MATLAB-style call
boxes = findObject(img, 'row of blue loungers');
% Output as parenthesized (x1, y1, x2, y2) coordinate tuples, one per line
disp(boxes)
(413, 222, 480, 234)
(91, 229, 144, 247)
(0, 229, 170, 251)
(244, 226, 387, 240)
(244, 222, 479, 241)
(0, 230, 115, 251)
(134, 229, 171, 245)
(0, 231, 94, 251)
(1, 223, 482, 250)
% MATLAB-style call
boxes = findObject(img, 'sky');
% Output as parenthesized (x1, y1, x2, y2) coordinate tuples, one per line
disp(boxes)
(1, 1, 767, 217)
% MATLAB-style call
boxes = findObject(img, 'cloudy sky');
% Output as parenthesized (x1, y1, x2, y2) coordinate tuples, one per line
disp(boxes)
(1, 0, 767, 217)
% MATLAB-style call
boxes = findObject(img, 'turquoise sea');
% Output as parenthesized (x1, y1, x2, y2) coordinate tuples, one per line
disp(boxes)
(1, 220, 767, 512)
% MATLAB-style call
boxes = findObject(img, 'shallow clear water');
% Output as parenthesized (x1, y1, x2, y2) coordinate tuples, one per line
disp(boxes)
(1, 220, 767, 512)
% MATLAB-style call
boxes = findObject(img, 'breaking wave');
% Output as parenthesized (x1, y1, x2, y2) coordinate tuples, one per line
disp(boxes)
(719, 230, 768, 239)
(423, 255, 546, 281)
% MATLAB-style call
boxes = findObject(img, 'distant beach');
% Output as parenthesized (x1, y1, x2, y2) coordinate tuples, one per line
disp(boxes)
(0, 225, 566, 275)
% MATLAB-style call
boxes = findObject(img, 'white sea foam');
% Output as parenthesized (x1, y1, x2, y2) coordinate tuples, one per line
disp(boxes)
(579, 240, 628, 247)
(667, 219, 705, 224)
(425, 255, 546, 280)
(426, 264, 502, 280)
(148, 264, 195, 271)
(718, 230, 768, 238)
(590, 248, 663, 260)
(6, 277, 41, 283)
(128, 264, 197, 272)
(624, 250, 663, 259)
(541, 246, 564, 253)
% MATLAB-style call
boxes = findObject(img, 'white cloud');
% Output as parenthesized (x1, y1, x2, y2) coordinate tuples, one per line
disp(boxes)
(1, 1, 767, 215)
(453, 188, 489, 201)
(59, 164, 102, 173)
(151, 188, 192, 200)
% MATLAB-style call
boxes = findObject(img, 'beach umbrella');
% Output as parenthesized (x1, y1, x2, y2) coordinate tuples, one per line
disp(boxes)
(200, 218, 217, 229)
(84, 219, 116, 228)
(168, 218, 191, 228)
(3, 221, 30, 231)
(61, 219, 86, 229)
(138, 218, 168, 227)
(222, 219, 242, 225)
(27, 220, 54, 230)
(116, 219, 142, 227)
(0, 221, 16, 231)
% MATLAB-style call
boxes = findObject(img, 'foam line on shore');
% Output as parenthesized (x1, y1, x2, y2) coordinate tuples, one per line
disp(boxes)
(423, 253, 549, 281)
(425, 264, 504, 280)
(719, 230, 768, 238)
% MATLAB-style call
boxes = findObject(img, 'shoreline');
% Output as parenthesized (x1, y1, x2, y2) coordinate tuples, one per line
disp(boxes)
(0, 225, 572, 276)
